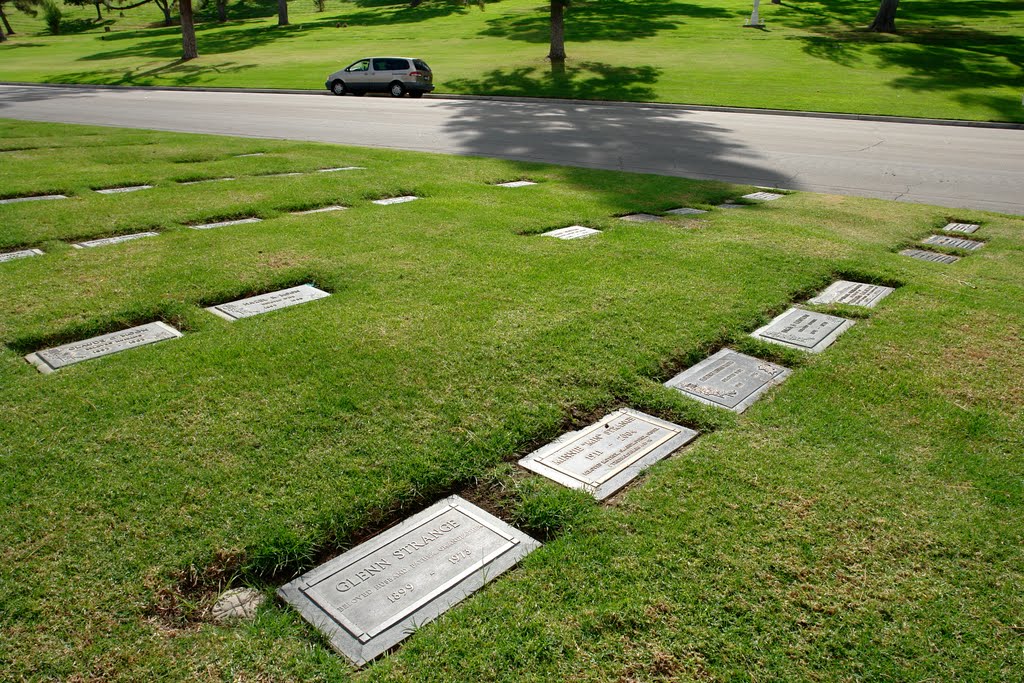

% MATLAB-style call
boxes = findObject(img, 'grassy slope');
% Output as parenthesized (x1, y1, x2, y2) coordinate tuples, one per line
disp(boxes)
(0, 0, 1022, 122)
(1, 119, 1022, 681)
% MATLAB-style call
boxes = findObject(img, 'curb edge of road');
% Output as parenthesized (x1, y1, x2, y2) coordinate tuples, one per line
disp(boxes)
(2, 81, 1022, 130)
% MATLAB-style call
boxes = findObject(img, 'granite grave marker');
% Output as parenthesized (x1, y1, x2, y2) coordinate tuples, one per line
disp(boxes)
(619, 214, 663, 223)
(900, 249, 960, 264)
(742, 192, 784, 201)
(943, 222, 979, 235)
(206, 284, 330, 321)
(751, 307, 854, 353)
(665, 349, 791, 413)
(0, 194, 67, 205)
(808, 280, 894, 308)
(72, 232, 159, 249)
(921, 235, 984, 251)
(294, 205, 347, 215)
(666, 207, 707, 216)
(0, 248, 44, 263)
(495, 181, 536, 188)
(25, 322, 182, 374)
(372, 196, 418, 205)
(278, 496, 540, 666)
(95, 185, 153, 195)
(189, 217, 262, 230)
(540, 226, 601, 240)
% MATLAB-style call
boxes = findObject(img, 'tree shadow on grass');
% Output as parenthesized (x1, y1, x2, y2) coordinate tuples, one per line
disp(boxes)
(446, 61, 660, 101)
(39, 61, 259, 86)
(480, 0, 731, 43)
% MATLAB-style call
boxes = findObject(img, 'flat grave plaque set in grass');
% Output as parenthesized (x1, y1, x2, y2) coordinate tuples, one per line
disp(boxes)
(0, 194, 68, 205)
(517, 408, 698, 500)
(541, 226, 601, 240)
(742, 192, 784, 201)
(94, 185, 153, 194)
(807, 280, 894, 308)
(372, 196, 418, 206)
(666, 207, 707, 216)
(278, 496, 541, 667)
(665, 349, 791, 413)
(206, 285, 331, 321)
(189, 217, 262, 230)
(495, 181, 536, 188)
(0, 248, 45, 263)
(943, 222, 980, 234)
(619, 213, 664, 223)
(751, 308, 854, 354)
(921, 235, 985, 251)
(900, 248, 960, 264)
(24, 322, 182, 374)
(72, 232, 159, 249)
(294, 205, 347, 215)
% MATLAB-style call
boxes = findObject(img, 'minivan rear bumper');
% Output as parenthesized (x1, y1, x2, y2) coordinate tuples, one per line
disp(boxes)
(408, 83, 435, 94)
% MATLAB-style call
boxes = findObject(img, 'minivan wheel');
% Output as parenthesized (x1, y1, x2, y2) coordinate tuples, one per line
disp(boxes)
(331, 80, 346, 96)
(389, 82, 406, 98)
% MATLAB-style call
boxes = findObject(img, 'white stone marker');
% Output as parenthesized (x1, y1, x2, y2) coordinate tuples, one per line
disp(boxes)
(189, 217, 262, 230)
(372, 196, 418, 205)
(278, 496, 540, 667)
(716, 202, 747, 209)
(808, 280, 894, 308)
(619, 213, 663, 223)
(0, 248, 44, 263)
(25, 322, 182, 374)
(294, 205, 347, 215)
(943, 222, 979, 234)
(540, 226, 600, 240)
(751, 307, 854, 354)
(235, 153, 266, 157)
(94, 185, 153, 194)
(318, 166, 365, 173)
(72, 232, 159, 249)
(666, 207, 707, 216)
(666, 349, 791, 413)
(0, 194, 68, 205)
(262, 172, 304, 177)
(495, 181, 536, 188)
(921, 235, 984, 251)
(742, 192, 784, 201)
(206, 284, 330, 321)
(900, 248, 960, 264)
(211, 588, 265, 623)
(179, 177, 236, 185)
(518, 408, 698, 499)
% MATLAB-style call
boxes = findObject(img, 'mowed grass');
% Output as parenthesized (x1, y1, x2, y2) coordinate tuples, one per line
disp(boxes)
(1, 119, 1023, 681)
(0, 0, 1022, 122)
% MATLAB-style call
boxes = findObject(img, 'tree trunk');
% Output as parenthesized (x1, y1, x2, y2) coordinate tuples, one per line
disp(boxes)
(155, 0, 173, 26)
(94, 0, 102, 20)
(0, 5, 15, 35)
(277, 0, 288, 26)
(216, 0, 226, 22)
(548, 0, 566, 63)
(180, 0, 197, 60)
(868, 0, 899, 33)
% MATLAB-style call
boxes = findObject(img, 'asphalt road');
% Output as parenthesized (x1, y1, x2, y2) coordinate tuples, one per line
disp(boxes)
(2, 84, 1022, 214)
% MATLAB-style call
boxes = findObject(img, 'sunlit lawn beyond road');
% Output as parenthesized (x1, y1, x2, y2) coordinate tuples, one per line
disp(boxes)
(1, 119, 1022, 681)
(0, 0, 1022, 121)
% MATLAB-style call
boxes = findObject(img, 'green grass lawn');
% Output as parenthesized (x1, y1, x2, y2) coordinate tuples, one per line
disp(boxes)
(1, 118, 1023, 681)
(0, 0, 1022, 122)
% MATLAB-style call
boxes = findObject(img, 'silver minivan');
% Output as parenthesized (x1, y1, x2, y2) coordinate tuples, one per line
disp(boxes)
(325, 57, 434, 98)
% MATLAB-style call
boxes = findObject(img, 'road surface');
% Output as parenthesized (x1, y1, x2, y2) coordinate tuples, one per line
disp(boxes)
(1, 84, 1022, 214)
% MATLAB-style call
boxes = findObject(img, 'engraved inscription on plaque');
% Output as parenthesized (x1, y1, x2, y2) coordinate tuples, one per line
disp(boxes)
(900, 248, 960, 264)
(0, 248, 44, 263)
(25, 322, 182, 374)
(751, 307, 854, 353)
(540, 226, 600, 240)
(372, 196, 418, 205)
(95, 185, 153, 195)
(206, 284, 330, 321)
(619, 213, 663, 223)
(73, 232, 159, 249)
(0, 194, 68, 205)
(665, 349, 791, 413)
(189, 217, 262, 230)
(742, 192, 784, 201)
(518, 408, 698, 499)
(666, 207, 707, 215)
(278, 496, 540, 666)
(294, 205, 347, 215)
(808, 280, 894, 308)
(496, 181, 536, 188)
(943, 222, 979, 234)
(318, 167, 365, 173)
(921, 235, 984, 251)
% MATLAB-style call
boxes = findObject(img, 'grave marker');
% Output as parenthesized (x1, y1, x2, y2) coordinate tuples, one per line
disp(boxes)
(206, 284, 330, 321)
(262, 172, 303, 178)
(900, 249, 960, 264)
(179, 177, 236, 185)
(25, 322, 182, 374)
(318, 167, 365, 173)
(0, 194, 67, 205)
(540, 226, 601, 240)
(278, 496, 540, 667)
(943, 222, 979, 234)
(294, 206, 347, 215)
(666, 207, 707, 216)
(751, 307, 854, 353)
(0, 248, 44, 263)
(495, 181, 536, 188)
(808, 280, 894, 308)
(95, 185, 153, 195)
(619, 214, 664, 223)
(372, 196, 418, 205)
(742, 192, 784, 201)
(235, 153, 266, 158)
(189, 217, 262, 230)
(665, 349, 791, 413)
(72, 232, 159, 249)
(921, 235, 984, 251)
(518, 408, 698, 499)
(716, 203, 747, 209)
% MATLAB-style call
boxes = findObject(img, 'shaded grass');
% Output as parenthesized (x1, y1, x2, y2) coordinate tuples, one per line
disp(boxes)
(1, 119, 1023, 681)
(0, 0, 1022, 121)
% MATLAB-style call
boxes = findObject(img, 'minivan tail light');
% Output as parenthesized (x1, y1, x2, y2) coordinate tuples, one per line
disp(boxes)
(409, 71, 425, 77)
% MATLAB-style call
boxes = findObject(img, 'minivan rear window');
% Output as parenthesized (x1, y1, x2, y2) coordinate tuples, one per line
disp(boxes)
(413, 59, 431, 72)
